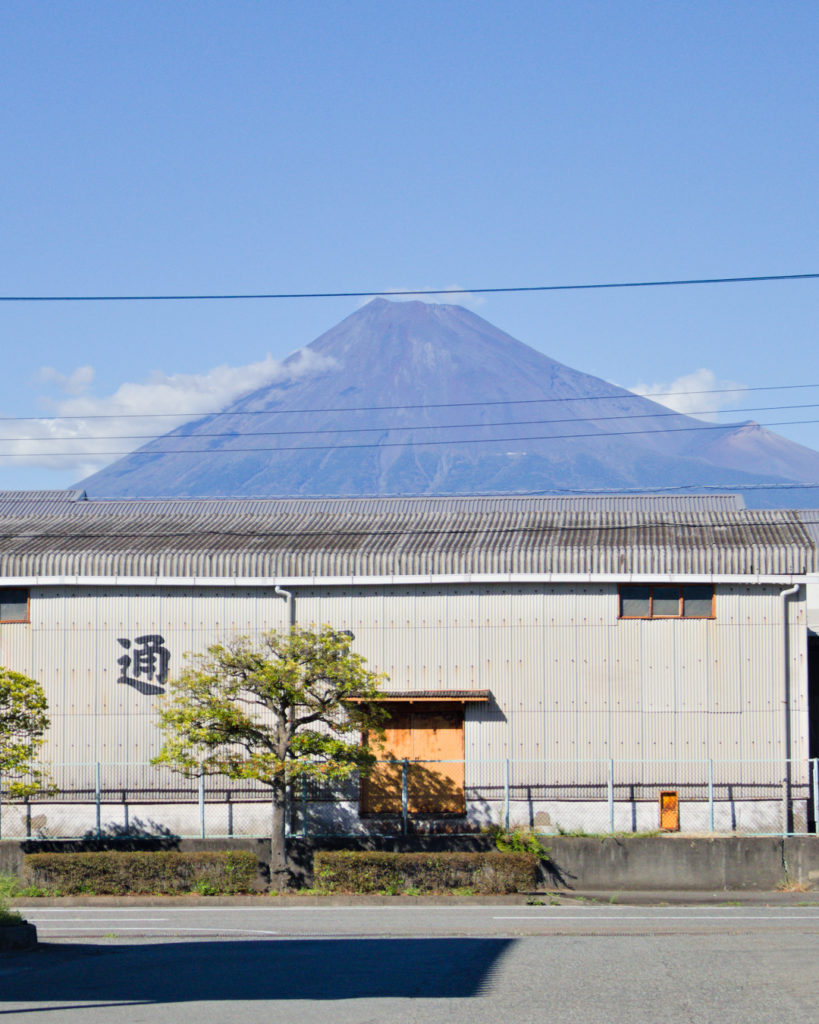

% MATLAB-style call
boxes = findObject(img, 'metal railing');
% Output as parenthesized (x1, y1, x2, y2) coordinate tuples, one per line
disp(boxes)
(1, 757, 817, 840)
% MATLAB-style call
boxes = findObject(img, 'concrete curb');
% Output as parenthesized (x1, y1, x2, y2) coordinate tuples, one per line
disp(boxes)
(554, 889, 819, 906)
(10, 889, 819, 908)
(10, 892, 536, 908)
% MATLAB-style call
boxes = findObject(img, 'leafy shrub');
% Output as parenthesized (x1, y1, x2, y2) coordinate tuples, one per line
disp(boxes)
(0, 874, 22, 898)
(0, 895, 22, 926)
(22, 850, 258, 895)
(314, 850, 537, 894)
(492, 827, 550, 858)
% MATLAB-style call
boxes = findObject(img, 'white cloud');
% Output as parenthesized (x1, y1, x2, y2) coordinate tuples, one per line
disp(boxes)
(35, 365, 95, 396)
(628, 368, 748, 421)
(3, 349, 335, 477)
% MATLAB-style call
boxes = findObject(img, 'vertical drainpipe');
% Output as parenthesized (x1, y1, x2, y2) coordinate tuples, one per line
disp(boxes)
(780, 582, 800, 835)
(275, 585, 296, 628)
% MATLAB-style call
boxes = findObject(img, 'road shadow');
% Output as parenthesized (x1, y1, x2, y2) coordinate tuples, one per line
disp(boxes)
(0, 936, 514, 1006)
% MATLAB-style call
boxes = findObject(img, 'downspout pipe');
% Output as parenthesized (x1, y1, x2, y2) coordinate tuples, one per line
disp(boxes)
(275, 585, 295, 628)
(780, 582, 800, 834)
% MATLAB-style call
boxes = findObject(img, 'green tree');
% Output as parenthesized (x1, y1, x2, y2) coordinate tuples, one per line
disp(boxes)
(0, 668, 51, 798)
(153, 626, 387, 888)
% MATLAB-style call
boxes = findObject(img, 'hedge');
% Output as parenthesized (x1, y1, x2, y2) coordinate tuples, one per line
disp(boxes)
(314, 850, 538, 894)
(22, 850, 258, 895)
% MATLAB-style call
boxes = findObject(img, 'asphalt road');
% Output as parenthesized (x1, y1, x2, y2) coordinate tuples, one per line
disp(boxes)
(3, 905, 819, 1023)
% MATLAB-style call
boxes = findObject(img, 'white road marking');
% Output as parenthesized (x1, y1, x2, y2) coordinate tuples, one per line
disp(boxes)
(15, 909, 818, 917)
(22, 921, 167, 929)
(32, 926, 280, 935)
(493, 914, 819, 920)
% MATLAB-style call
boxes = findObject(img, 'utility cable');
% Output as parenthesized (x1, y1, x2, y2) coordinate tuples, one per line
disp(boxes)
(1, 271, 818, 302)
(2, 416, 819, 458)
(1, 401, 818, 443)
(2, 382, 818, 424)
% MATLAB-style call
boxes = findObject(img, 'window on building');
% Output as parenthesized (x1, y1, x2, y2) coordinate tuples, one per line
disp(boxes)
(0, 588, 29, 623)
(619, 584, 714, 619)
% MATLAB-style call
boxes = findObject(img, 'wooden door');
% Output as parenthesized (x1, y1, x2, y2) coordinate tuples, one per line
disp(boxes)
(407, 707, 464, 813)
(361, 703, 465, 815)
(360, 705, 411, 814)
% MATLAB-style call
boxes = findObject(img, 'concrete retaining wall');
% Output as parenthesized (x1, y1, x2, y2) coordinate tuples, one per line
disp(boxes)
(2, 835, 819, 891)
(539, 836, 819, 891)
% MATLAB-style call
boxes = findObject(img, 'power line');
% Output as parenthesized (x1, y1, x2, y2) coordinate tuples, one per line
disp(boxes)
(3, 401, 819, 444)
(1, 272, 818, 303)
(3, 416, 819, 458)
(2, 381, 819, 424)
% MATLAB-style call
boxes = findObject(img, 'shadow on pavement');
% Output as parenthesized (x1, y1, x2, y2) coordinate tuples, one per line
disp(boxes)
(1, 937, 514, 1007)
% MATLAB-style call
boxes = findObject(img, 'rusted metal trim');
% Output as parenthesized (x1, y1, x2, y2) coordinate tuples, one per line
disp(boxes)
(350, 689, 491, 703)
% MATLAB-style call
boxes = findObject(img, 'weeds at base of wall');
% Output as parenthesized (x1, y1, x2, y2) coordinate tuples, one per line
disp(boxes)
(21, 850, 259, 895)
(489, 826, 551, 858)
(313, 850, 538, 894)
(553, 826, 662, 839)
(776, 876, 813, 893)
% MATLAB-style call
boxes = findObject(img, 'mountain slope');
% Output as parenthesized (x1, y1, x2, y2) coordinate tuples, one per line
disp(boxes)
(78, 299, 819, 504)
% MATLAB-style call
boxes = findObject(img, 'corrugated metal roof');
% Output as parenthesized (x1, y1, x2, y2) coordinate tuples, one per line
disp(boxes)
(0, 489, 86, 514)
(795, 510, 819, 549)
(0, 495, 812, 577)
(86, 492, 749, 515)
(0, 490, 86, 501)
(0, 491, 745, 518)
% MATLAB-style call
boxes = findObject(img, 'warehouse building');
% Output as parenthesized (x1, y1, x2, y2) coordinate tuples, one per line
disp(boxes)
(0, 489, 817, 837)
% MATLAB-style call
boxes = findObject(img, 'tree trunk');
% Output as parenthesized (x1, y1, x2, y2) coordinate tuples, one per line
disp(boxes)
(269, 778, 290, 891)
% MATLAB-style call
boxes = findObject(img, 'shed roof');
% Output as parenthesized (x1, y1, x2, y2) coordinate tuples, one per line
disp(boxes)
(0, 493, 812, 578)
(0, 490, 746, 518)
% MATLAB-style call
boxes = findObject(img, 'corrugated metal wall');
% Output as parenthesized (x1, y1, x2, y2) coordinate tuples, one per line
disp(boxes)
(0, 582, 807, 790)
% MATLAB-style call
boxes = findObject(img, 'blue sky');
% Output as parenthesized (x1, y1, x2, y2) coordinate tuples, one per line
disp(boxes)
(1, 1, 818, 490)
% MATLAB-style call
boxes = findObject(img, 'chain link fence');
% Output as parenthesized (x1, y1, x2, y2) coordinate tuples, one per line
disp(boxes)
(1, 757, 817, 839)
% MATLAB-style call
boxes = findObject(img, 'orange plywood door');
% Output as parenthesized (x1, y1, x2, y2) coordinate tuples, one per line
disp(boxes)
(360, 706, 411, 814)
(360, 703, 466, 816)
(408, 706, 465, 814)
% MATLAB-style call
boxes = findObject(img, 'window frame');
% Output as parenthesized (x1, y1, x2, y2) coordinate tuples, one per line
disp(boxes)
(0, 587, 30, 624)
(618, 584, 715, 620)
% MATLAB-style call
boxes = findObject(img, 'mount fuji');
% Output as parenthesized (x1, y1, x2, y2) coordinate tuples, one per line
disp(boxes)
(78, 298, 819, 505)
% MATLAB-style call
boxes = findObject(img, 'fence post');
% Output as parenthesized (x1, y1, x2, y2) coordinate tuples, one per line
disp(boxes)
(813, 759, 819, 837)
(708, 759, 715, 833)
(504, 759, 510, 831)
(782, 766, 789, 837)
(608, 759, 615, 834)
(199, 773, 205, 839)
(401, 759, 409, 836)
(95, 761, 101, 838)
(302, 775, 307, 839)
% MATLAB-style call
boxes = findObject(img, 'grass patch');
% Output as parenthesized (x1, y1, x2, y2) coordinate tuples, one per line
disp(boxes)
(0, 874, 22, 898)
(554, 827, 662, 839)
